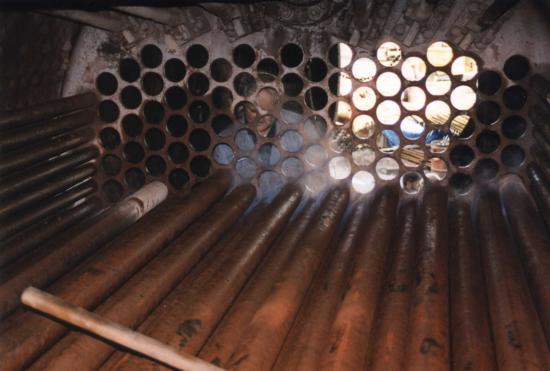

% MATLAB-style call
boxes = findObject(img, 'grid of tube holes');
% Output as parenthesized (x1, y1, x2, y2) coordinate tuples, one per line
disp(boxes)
(95, 41, 531, 201)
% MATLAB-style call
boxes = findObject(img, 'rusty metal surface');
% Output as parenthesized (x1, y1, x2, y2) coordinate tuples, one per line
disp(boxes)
(42, 0, 547, 204)
(403, 187, 449, 371)
(0, 174, 546, 370)
(29, 184, 256, 370)
(0, 146, 99, 200)
(0, 179, 96, 241)
(500, 175, 550, 343)
(273, 200, 366, 371)
(476, 190, 549, 370)
(0, 198, 99, 268)
(0, 129, 94, 176)
(0, 178, 165, 318)
(0, 2, 548, 201)
(102, 184, 303, 370)
(0, 164, 95, 220)
(0, 99, 100, 296)
(0, 172, 228, 371)
(320, 186, 398, 371)
(0, 108, 96, 154)
(449, 200, 496, 371)
(0, 172, 221, 312)
(225, 186, 348, 370)
(0, 92, 97, 132)
(199, 199, 318, 366)
(0, 2, 550, 371)
(0, 12, 80, 111)
(367, 198, 419, 371)
(7, 1, 533, 203)
(97, 192, 268, 369)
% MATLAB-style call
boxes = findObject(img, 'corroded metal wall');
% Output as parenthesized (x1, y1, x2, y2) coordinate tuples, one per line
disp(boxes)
(0, 3, 549, 369)
(0, 12, 80, 111)
(53, 0, 548, 202)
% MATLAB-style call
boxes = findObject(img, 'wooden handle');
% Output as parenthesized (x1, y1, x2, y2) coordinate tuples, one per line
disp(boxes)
(21, 287, 224, 371)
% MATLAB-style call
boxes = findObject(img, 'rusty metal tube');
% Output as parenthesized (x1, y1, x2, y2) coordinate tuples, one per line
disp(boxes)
(527, 163, 550, 230)
(0, 173, 230, 371)
(29, 184, 256, 370)
(449, 200, 496, 371)
(0, 164, 96, 219)
(226, 186, 349, 371)
(21, 287, 224, 371)
(0, 109, 96, 154)
(476, 190, 549, 370)
(102, 184, 303, 371)
(367, 199, 419, 371)
(0, 129, 94, 176)
(168, 201, 269, 296)
(0, 179, 171, 319)
(0, 92, 97, 132)
(273, 201, 367, 371)
(320, 186, 399, 371)
(99, 198, 267, 371)
(0, 146, 99, 200)
(0, 180, 96, 240)
(0, 198, 99, 268)
(198, 199, 318, 367)
(153, 202, 269, 308)
(500, 176, 550, 344)
(403, 187, 449, 371)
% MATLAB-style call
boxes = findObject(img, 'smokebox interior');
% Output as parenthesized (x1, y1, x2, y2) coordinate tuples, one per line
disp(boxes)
(0, 1, 549, 370)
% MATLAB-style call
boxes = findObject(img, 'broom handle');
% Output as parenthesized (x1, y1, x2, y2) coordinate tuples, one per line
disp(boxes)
(21, 287, 224, 371)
